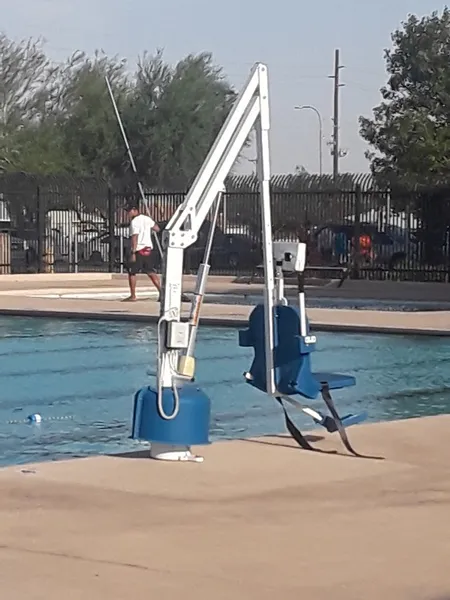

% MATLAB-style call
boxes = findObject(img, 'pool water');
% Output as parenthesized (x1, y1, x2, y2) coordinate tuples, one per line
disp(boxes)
(0, 316, 449, 467)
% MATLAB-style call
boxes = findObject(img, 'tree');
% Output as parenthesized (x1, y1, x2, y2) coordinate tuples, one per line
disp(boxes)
(359, 9, 450, 266)
(55, 51, 129, 178)
(0, 36, 237, 189)
(123, 50, 236, 189)
(360, 8, 450, 186)
(0, 34, 62, 173)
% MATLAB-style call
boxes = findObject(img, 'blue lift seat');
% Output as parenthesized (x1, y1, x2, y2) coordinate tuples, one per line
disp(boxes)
(239, 303, 356, 399)
(239, 303, 366, 455)
(313, 372, 356, 390)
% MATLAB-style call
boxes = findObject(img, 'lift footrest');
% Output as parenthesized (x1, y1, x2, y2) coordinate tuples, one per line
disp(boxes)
(315, 412, 368, 433)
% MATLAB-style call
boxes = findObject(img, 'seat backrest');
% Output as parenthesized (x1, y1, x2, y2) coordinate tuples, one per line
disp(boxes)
(239, 303, 320, 399)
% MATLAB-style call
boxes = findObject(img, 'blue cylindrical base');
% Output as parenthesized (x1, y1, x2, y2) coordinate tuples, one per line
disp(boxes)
(131, 383, 211, 446)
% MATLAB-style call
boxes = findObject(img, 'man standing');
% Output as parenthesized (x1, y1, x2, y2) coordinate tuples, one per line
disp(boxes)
(123, 203, 161, 302)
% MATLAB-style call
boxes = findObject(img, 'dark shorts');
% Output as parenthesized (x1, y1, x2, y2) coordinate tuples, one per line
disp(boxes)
(128, 250, 157, 275)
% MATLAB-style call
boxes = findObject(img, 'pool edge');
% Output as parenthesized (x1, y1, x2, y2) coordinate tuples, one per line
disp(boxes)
(0, 306, 449, 336)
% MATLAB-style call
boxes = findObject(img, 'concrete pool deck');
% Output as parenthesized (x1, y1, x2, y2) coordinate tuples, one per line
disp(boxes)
(1, 272, 450, 299)
(1, 415, 450, 599)
(0, 281, 449, 334)
(1, 275, 450, 597)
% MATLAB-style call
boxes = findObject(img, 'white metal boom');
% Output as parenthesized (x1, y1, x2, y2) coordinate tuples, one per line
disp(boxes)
(158, 62, 276, 400)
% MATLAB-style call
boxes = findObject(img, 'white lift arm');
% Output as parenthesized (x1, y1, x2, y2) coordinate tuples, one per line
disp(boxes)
(158, 63, 276, 396)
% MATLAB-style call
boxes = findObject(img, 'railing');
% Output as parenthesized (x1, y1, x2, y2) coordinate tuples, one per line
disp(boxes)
(0, 173, 448, 281)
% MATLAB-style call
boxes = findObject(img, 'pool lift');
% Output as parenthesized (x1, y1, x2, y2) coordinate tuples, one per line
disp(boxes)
(131, 63, 368, 461)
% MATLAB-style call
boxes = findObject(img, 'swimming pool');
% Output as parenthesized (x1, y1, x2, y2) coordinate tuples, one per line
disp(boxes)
(0, 315, 449, 467)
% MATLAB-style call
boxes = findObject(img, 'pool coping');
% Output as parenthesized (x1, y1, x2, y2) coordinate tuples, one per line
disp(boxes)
(2, 415, 450, 598)
(0, 279, 449, 336)
(0, 305, 449, 336)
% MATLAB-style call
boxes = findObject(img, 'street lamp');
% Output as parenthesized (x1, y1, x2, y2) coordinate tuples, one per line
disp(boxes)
(294, 105, 323, 175)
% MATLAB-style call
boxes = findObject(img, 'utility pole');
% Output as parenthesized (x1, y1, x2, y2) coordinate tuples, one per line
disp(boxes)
(329, 49, 344, 180)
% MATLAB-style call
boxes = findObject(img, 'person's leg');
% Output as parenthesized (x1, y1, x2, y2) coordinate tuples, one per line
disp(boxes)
(143, 252, 161, 300)
(123, 255, 140, 301)
(147, 271, 161, 293)
(144, 253, 189, 302)
(127, 273, 137, 301)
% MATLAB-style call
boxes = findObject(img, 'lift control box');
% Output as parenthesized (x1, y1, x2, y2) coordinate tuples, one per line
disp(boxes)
(167, 321, 190, 349)
(272, 242, 306, 273)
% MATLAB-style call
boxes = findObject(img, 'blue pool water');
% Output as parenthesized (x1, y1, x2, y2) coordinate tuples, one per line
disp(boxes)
(0, 316, 449, 467)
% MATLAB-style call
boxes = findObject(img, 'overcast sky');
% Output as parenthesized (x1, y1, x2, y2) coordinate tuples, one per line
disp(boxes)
(0, 0, 446, 175)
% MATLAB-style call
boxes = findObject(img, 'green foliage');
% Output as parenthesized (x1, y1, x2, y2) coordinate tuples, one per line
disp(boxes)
(360, 8, 450, 187)
(0, 35, 236, 187)
(0, 34, 60, 173)
(122, 50, 236, 188)
(54, 51, 129, 177)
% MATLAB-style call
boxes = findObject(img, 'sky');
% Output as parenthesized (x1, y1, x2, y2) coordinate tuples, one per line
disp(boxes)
(0, 0, 447, 176)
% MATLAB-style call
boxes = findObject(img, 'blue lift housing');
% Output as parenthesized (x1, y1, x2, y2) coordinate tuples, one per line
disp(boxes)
(132, 384, 211, 446)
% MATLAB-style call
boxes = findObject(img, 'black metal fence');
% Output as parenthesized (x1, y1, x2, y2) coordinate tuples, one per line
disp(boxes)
(0, 173, 449, 281)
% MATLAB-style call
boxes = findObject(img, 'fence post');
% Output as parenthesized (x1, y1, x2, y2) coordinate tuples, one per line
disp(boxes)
(0, 232, 11, 274)
(352, 184, 362, 279)
(108, 187, 115, 272)
(36, 185, 45, 274)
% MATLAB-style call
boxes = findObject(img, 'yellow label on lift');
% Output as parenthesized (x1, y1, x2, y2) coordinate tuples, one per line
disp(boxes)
(178, 355, 195, 379)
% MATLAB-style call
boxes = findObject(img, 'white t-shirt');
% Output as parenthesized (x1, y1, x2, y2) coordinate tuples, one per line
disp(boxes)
(129, 214, 155, 251)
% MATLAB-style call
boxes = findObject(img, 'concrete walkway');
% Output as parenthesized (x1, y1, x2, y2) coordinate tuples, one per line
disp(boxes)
(0, 289, 449, 334)
(1, 272, 450, 300)
(1, 415, 450, 599)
